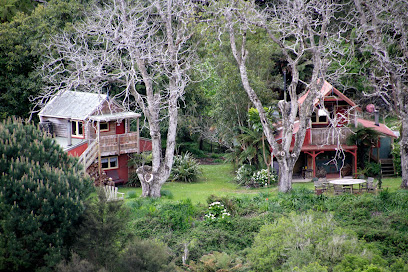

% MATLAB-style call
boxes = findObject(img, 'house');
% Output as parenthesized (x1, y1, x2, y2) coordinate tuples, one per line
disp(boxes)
(39, 91, 152, 184)
(277, 80, 396, 178)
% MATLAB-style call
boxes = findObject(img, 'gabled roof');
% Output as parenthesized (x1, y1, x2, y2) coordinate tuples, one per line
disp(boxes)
(39, 91, 107, 120)
(357, 118, 397, 138)
(298, 80, 362, 111)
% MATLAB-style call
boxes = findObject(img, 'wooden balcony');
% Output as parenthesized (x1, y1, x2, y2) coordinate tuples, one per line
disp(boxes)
(99, 132, 141, 156)
(310, 127, 353, 145)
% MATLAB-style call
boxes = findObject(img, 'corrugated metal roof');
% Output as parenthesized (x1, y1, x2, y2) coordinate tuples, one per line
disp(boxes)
(39, 91, 107, 120)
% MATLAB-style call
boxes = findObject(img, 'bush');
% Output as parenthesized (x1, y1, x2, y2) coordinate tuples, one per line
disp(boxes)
(187, 251, 250, 272)
(392, 141, 401, 176)
(251, 168, 277, 186)
(170, 152, 202, 182)
(234, 164, 256, 186)
(248, 211, 376, 271)
(0, 118, 93, 271)
(117, 238, 177, 272)
(204, 201, 231, 222)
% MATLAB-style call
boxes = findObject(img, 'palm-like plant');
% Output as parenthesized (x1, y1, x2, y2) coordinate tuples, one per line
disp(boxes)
(347, 125, 380, 169)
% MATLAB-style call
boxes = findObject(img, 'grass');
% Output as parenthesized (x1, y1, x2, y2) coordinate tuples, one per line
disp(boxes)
(118, 164, 404, 203)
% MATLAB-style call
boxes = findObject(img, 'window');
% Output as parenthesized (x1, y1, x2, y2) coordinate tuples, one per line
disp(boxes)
(101, 156, 118, 170)
(100, 122, 109, 132)
(71, 120, 84, 137)
(312, 110, 328, 124)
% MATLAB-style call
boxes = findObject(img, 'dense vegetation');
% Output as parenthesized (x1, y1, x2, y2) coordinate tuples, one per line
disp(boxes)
(0, 118, 93, 271)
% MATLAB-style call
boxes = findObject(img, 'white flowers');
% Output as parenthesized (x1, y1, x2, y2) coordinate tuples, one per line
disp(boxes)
(205, 202, 231, 221)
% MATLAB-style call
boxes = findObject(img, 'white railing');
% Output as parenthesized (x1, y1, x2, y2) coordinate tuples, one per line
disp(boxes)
(77, 140, 99, 171)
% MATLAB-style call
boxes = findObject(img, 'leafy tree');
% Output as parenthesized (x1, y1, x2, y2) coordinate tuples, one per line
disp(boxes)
(72, 191, 131, 271)
(0, 0, 88, 119)
(0, 118, 93, 271)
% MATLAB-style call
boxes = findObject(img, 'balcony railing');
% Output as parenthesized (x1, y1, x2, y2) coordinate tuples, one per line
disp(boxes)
(310, 127, 353, 145)
(99, 132, 140, 156)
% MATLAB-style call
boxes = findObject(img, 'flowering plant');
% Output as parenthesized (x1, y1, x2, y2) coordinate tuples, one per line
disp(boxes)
(252, 169, 277, 187)
(204, 201, 230, 222)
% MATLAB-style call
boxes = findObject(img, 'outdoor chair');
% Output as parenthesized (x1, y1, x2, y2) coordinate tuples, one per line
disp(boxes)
(104, 185, 125, 201)
(367, 179, 378, 193)
(314, 178, 327, 194)
(361, 177, 374, 192)
(333, 184, 344, 195)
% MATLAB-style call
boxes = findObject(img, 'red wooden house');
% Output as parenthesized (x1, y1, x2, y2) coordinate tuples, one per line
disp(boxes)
(39, 91, 152, 184)
(276, 80, 396, 178)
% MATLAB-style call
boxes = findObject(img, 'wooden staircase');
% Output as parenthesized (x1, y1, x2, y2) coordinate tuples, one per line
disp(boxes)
(380, 159, 395, 177)
(77, 140, 99, 172)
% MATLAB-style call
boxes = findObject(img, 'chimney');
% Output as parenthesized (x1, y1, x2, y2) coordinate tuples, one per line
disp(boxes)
(374, 110, 380, 126)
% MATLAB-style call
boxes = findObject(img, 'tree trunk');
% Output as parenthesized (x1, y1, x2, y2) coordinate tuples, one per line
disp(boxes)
(278, 159, 293, 192)
(137, 165, 162, 198)
(400, 117, 408, 189)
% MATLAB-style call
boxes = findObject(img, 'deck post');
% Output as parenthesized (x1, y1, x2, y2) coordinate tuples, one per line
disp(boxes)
(97, 121, 101, 175)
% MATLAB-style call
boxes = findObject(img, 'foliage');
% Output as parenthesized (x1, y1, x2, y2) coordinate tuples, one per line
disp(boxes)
(116, 238, 177, 272)
(347, 126, 380, 169)
(392, 140, 402, 176)
(0, 118, 93, 271)
(251, 168, 277, 187)
(56, 253, 106, 272)
(72, 191, 132, 271)
(187, 251, 250, 272)
(0, 0, 88, 119)
(234, 164, 256, 186)
(248, 211, 378, 271)
(170, 152, 202, 183)
(204, 202, 231, 222)
(363, 162, 382, 177)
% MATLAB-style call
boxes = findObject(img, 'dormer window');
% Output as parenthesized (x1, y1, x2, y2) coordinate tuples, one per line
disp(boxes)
(311, 109, 328, 124)
(71, 120, 83, 137)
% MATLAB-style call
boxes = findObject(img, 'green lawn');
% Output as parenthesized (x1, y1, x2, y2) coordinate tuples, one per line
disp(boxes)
(118, 164, 403, 204)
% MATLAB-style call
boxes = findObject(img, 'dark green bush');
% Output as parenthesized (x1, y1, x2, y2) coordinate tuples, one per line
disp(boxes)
(0, 119, 93, 271)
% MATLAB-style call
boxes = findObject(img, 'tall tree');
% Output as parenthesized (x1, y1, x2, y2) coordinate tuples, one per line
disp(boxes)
(212, 0, 352, 192)
(0, 118, 93, 271)
(39, 0, 198, 197)
(0, 0, 88, 120)
(353, 0, 408, 189)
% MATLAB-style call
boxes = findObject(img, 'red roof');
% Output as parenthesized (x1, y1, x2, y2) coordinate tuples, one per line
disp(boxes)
(357, 118, 397, 138)
(298, 80, 362, 111)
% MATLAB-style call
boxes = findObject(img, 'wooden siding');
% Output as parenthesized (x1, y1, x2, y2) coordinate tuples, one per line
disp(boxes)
(100, 132, 140, 156)
(310, 127, 352, 145)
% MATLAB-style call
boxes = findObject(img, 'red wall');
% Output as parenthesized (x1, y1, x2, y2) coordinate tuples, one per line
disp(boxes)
(104, 154, 129, 183)
(140, 138, 152, 152)
(67, 142, 88, 157)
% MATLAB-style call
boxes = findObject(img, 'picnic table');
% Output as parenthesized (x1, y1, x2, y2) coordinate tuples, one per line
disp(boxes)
(329, 178, 366, 194)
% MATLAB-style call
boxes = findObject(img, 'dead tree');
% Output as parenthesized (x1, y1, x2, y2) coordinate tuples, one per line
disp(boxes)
(353, 0, 408, 188)
(214, 0, 352, 192)
(39, 0, 198, 197)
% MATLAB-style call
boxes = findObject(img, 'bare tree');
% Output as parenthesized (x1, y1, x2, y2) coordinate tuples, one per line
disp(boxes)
(39, 0, 198, 197)
(213, 0, 352, 192)
(353, 0, 408, 188)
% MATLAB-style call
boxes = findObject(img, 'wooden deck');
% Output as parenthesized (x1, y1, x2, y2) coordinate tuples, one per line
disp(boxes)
(100, 132, 140, 156)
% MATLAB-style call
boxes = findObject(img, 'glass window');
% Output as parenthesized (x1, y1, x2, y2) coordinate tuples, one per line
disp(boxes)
(101, 156, 118, 170)
(100, 122, 109, 131)
(71, 121, 84, 137)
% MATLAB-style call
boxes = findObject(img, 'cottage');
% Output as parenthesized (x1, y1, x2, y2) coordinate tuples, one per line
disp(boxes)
(276, 80, 396, 178)
(39, 91, 152, 184)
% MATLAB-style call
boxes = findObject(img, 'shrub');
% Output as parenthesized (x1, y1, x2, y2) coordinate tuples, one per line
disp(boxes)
(117, 238, 177, 272)
(392, 141, 401, 176)
(170, 152, 202, 182)
(248, 211, 375, 271)
(251, 168, 277, 186)
(0, 118, 93, 271)
(205, 202, 231, 222)
(234, 164, 256, 186)
(187, 251, 250, 272)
